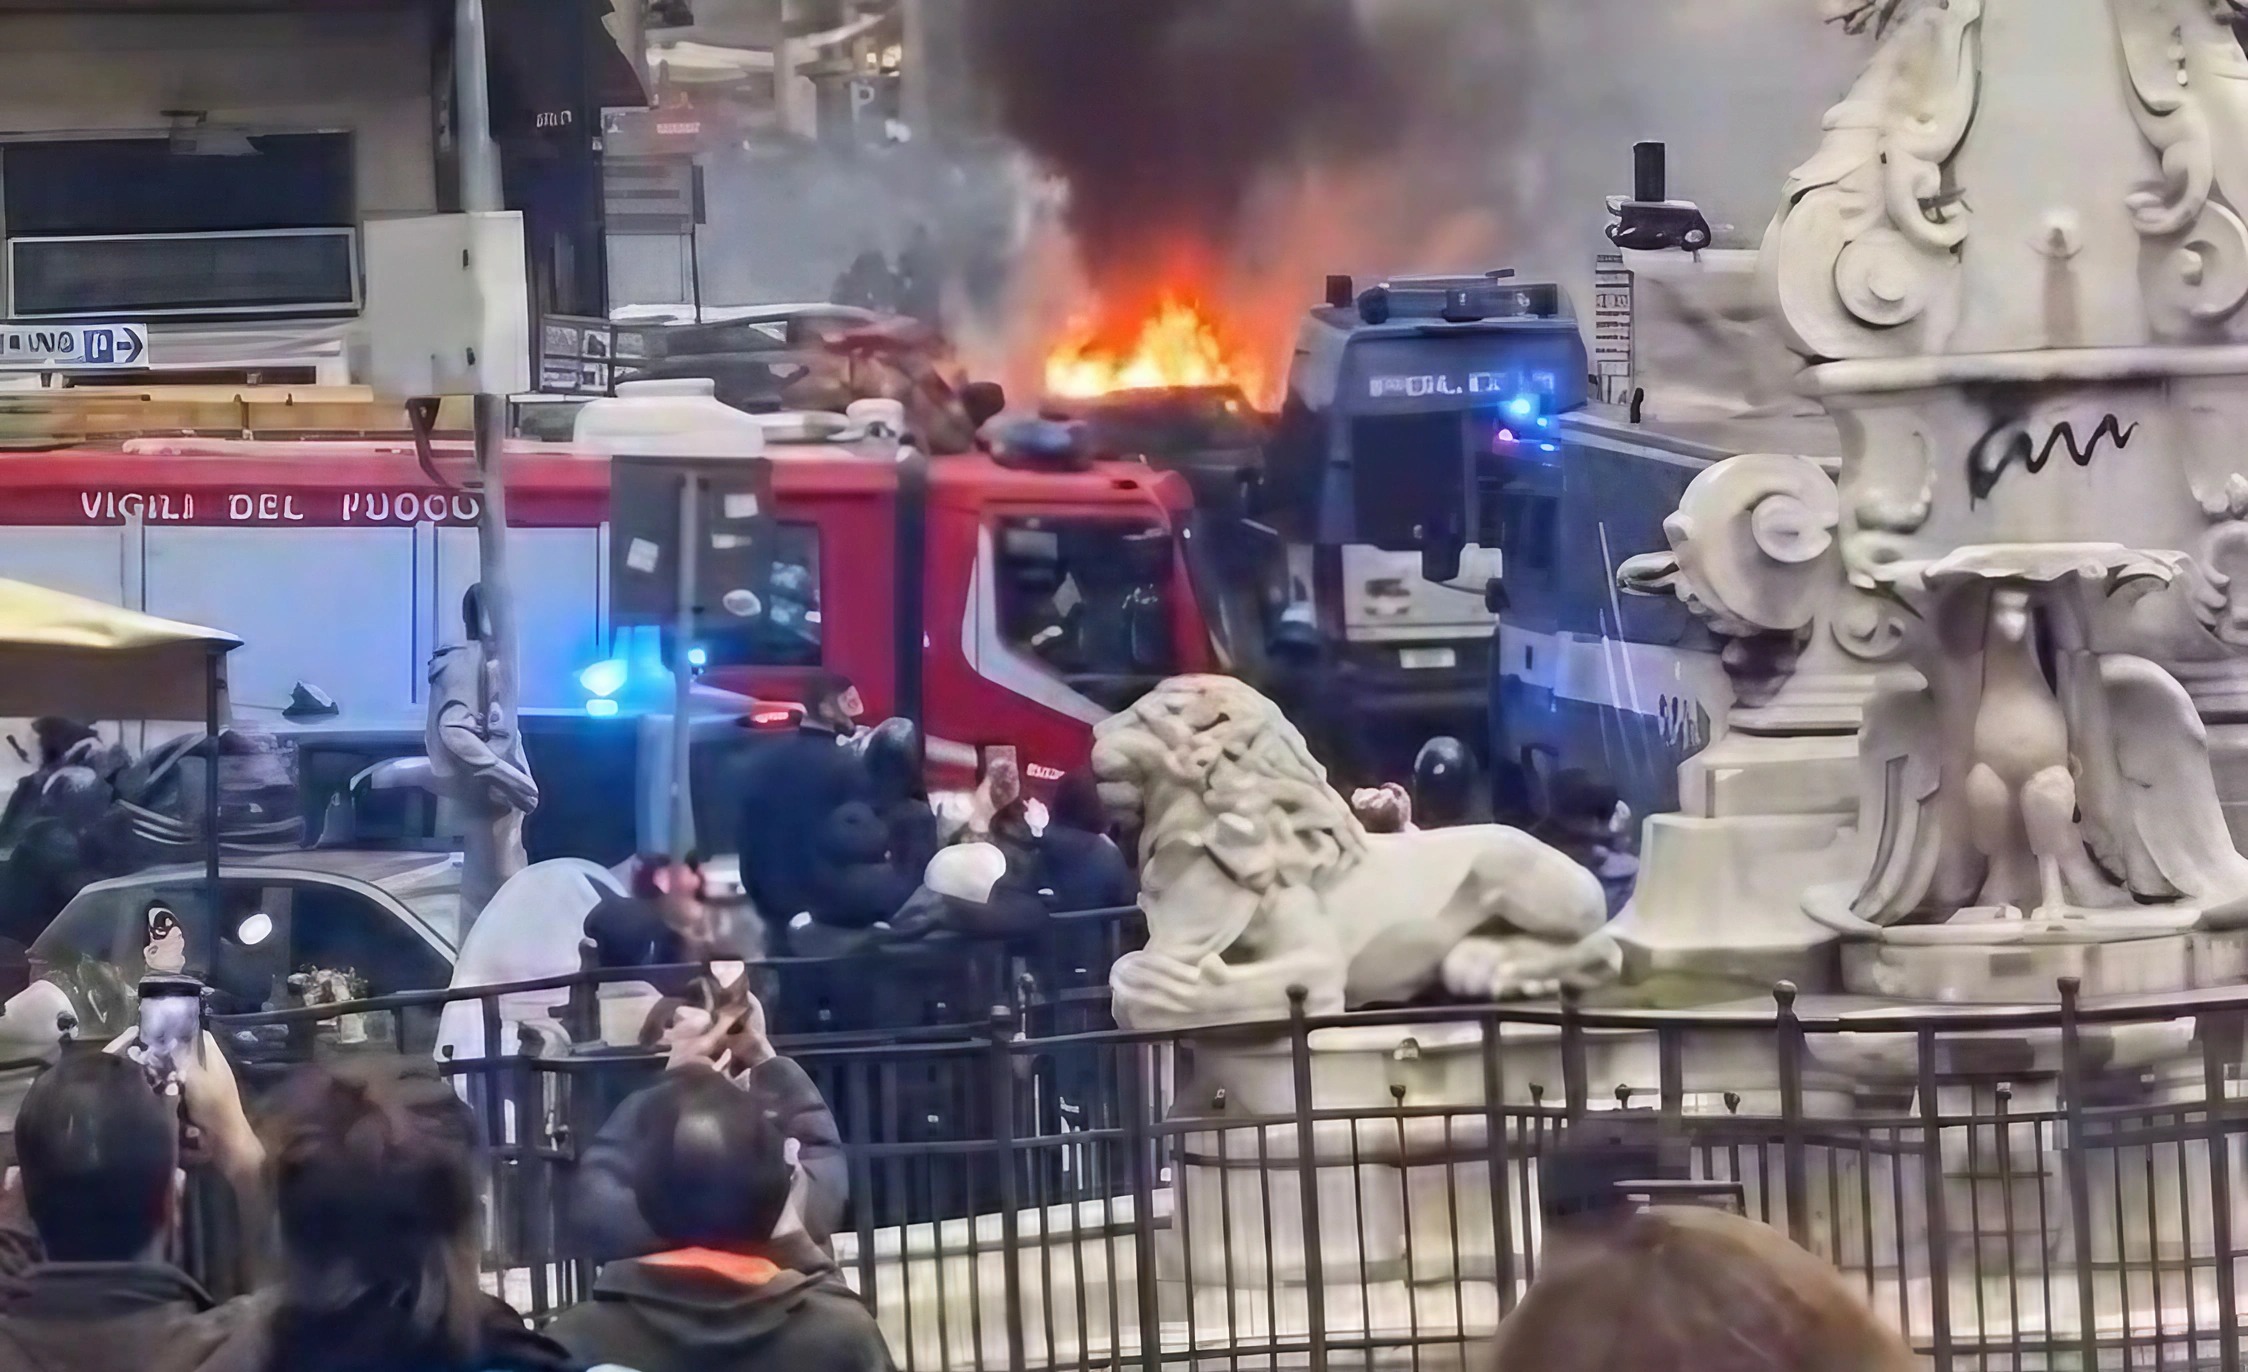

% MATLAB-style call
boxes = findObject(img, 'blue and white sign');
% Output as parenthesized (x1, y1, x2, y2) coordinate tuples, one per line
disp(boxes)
(0, 323, 148, 370)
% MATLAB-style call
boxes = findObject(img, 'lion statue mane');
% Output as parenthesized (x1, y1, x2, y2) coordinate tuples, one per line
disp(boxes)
(1093, 676, 1623, 1030)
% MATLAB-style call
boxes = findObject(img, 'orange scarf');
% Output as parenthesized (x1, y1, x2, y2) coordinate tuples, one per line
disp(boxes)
(642, 1248, 783, 1287)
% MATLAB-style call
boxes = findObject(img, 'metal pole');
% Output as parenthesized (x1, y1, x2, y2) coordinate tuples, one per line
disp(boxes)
(688, 162, 707, 324)
(775, 0, 804, 141)
(901, 0, 931, 139)
(475, 394, 519, 707)
(462, 392, 525, 928)
(204, 647, 223, 914)
(454, 0, 504, 213)
(670, 472, 701, 857)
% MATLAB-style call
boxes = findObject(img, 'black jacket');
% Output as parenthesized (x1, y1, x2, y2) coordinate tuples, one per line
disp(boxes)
(546, 1254, 892, 1372)
(583, 894, 694, 969)
(734, 725, 871, 924)
(806, 803, 918, 931)
(571, 1058, 847, 1265)
(1035, 825, 1137, 914)
(0, 1262, 248, 1372)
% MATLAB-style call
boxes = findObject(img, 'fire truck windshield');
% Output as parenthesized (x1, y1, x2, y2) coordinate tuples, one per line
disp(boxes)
(696, 520, 824, 669)
(998, 517, 1179, 711)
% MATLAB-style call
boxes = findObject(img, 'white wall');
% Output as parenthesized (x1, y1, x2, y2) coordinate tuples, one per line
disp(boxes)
(0, 9, 438, 218)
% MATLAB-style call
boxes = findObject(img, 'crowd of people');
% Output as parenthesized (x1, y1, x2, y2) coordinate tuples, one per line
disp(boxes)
(0, 973, 893, 1372)
(717, 671, 1129, 960)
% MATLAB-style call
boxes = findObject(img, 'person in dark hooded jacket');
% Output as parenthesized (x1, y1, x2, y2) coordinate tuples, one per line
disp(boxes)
(734, 672, 871, 928)
(547, 1067, 893, 1372)
(806, 802, 919, 932)
(1035, 770, 1136, 913)
(861, 718, 939, 884)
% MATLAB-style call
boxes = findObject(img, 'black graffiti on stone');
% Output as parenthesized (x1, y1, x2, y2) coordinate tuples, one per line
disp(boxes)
(1967, 413, 2139, 506)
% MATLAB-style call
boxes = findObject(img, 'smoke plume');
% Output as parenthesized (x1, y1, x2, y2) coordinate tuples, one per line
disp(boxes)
(963, 0, 1524, 386)
(966, 0, 1402, 331)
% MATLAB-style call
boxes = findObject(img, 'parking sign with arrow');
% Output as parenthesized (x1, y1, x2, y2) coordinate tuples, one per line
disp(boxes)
(0, 324, 149, 371)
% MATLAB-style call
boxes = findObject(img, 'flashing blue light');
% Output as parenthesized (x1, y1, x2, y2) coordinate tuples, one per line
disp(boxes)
(579, 658, 630, 699)
(1504, 395, 1538, 421)
(585, 698, 621, 719)
(1540, 442, 1559, 453)
(688, 646, 709, 669)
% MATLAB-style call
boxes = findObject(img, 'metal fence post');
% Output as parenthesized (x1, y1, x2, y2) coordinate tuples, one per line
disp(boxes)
(1774, 981, 1811, 1249)
(988, 1007, 1027, 1372)
(566, 940, 600, 1045)
(1121, 1031, 1163, 1372)
(2058, 977, 2100, 1372)
(1479, 1008, 1518, 1312)
(1559, 985, 1589, 1122)
(1287, 985, 1329, 1372)
(2202, 1007, 2242, 1372)
(1916, 1025, 1955, 1372)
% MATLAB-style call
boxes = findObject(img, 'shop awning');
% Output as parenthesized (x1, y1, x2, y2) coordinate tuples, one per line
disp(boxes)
(486, 0, 649, 130)
(0, 580, 237, 720)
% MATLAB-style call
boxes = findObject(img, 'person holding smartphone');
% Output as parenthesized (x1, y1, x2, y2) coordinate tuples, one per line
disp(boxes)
(570, 978, 846, 1271)
(0, 1034, 266, 1372)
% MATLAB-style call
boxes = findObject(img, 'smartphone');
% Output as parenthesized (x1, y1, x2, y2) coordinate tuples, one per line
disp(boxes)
(136, 974, 204, 1088)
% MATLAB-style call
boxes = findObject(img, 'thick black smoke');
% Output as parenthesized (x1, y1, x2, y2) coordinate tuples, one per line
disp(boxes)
(966, 0, 1405, 324)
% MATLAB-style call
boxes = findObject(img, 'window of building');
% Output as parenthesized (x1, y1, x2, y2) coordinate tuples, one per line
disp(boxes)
(996, 518, 1178, 711)
(698, 521, 823, 669)
(2, 133, 359, 319)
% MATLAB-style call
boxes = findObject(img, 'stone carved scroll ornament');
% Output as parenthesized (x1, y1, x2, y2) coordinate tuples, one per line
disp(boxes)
(2111, 0, 2248, 327)
(1763, 0, 1982, 361)
(1617, 453, 1844, 704)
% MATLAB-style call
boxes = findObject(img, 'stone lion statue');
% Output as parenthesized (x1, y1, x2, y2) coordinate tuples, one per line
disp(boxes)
(1093, 677, 1622, 1030)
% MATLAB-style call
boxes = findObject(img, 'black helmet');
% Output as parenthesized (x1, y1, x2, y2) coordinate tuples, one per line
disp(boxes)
(1412, 736, 1475, 828)
(862, 716, 925, 801)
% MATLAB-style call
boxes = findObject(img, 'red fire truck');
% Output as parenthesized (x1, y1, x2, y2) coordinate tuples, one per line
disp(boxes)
(0, 431, 1218, 792)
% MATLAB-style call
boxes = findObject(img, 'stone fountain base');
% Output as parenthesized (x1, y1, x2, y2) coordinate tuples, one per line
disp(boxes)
(1837, 920, 2248, 1003)
(1152, 988, 2238, 1369)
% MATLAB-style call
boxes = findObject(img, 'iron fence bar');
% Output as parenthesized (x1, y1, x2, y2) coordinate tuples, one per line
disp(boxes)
(1774, 982, 1810, 1249)
(1560, 986, 1588, 1122)
(1288, 985, 1329, 1372)
(989, 1008, 1028, 1372)
(1917, 1026, 1955, 1372)
(848, 1059, 879, 1311)
(1994, 1084, 2024, 1372)
(2203, 1011, 2242, 1372)
(1123, 1034, 1163, 1372)
(2060, 977, 2100, 1372)
(1478, 1012, 1517, 1310)
(1657, 1024, 1684, 1123)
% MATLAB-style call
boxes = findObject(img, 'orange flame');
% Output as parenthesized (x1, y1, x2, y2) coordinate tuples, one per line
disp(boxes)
(1043, 296, 1261, 401)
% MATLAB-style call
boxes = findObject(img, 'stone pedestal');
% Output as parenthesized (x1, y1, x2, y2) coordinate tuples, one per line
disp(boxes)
(1836, 922, 2248, 1003)
(1612, 812, 1848, 985)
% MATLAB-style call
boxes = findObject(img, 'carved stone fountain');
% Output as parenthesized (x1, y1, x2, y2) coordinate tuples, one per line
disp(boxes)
(1061, 4, 2248, 1364)
(1625, 0, 2248, 1003)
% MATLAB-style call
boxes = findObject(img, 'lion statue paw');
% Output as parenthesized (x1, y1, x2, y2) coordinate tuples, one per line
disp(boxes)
(1440, 931, 1626, 1004)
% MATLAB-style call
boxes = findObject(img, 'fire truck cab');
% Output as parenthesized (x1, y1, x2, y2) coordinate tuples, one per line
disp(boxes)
(690, 438, 1214, 784)
(0, 422, 1214, 806)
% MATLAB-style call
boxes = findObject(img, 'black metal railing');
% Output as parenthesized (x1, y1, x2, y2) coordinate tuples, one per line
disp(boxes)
(71, 934, 2248, 1372)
